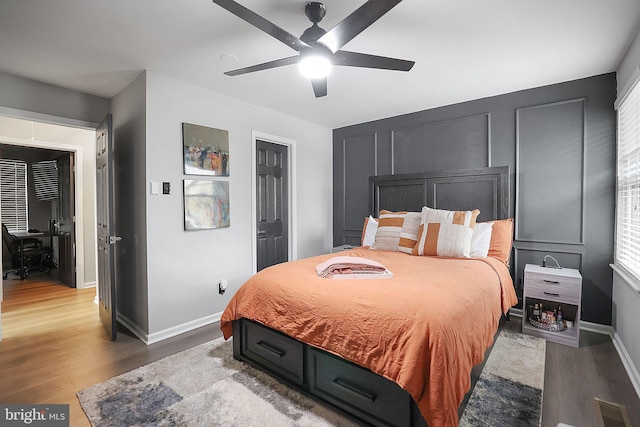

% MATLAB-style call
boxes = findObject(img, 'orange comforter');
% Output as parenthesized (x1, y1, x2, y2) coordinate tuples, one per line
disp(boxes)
(220, 249, 517, 427)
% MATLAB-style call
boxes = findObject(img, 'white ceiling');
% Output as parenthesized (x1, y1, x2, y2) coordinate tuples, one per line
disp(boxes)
(1, 0, 639, 129)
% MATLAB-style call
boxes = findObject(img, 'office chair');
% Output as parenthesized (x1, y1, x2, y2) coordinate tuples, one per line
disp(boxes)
(2, 223, 54, 279)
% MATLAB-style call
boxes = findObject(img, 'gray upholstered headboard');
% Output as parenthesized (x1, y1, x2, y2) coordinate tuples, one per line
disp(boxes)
(369, 166, 510, 222)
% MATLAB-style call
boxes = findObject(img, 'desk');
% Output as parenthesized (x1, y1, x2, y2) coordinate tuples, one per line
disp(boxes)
(12, 231, 50, 280)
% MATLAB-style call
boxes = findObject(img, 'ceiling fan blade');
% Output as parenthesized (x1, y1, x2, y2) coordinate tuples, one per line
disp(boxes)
(224, 56, 300, 76)
(318, 0, 403, 53)
(334, 50, 414, 71)
(212, 0, 310, 51)
(311, 78, 327, 98)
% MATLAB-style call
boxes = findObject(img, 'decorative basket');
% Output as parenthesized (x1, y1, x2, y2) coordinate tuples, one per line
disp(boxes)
(528, 317, 566, 332)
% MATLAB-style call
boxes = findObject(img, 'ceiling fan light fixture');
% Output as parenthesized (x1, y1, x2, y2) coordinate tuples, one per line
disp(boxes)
(298, 54, 332, 79)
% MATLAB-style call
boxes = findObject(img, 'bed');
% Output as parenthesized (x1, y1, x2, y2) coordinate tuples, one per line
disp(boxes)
(220, 166, 517, 427)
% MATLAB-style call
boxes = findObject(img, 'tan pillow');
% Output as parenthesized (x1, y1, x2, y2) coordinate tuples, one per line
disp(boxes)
(370, 210, 421, 254)
(413, 222, 474, 257)
(485, 218, 514, 266)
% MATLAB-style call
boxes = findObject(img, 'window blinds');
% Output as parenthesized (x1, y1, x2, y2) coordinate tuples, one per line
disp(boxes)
(31, 160, 58, 201)
(616, 78, 640, 282)
(0, 159, 28, 232)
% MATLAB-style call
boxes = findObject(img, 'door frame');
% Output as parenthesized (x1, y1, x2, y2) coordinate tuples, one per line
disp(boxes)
(0, 118, 90, 290)
(251, 131, 297, 275)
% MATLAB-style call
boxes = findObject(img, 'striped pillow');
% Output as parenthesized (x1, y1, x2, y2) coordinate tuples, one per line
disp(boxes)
(414, 222, 474, 258)
(419, 206, 480, 228)
(370, 210, 421, 254)
(413, 206, 480, 257)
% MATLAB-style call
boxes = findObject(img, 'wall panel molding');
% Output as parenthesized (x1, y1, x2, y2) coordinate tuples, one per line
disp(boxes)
(390, 113, 491, 174)
(336, 132, 378, 245)
(515, 98, 586, 245)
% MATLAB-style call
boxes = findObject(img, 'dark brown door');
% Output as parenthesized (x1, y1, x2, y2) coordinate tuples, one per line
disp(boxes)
(96, 114, 118, 341)
(56, 152, 76, 288)
(256, 140, 288, 271)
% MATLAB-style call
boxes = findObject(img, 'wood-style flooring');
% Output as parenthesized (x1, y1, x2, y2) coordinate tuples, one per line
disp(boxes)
(1, 275, 638, 427)
(0, 274, 221, 426)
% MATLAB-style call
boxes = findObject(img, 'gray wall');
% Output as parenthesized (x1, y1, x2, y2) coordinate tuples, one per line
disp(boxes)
(333, 73, 616, 325)
(111, 72, 149, 334)
(0, 71, 110, 125)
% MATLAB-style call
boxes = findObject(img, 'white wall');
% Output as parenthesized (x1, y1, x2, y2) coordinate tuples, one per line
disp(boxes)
(0, 116, 97, 288)
(618, 25, 640, 94)
(143, 72, 332, 340)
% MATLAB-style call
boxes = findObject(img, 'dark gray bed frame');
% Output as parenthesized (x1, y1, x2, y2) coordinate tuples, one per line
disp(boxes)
(232, 166, 511, 426)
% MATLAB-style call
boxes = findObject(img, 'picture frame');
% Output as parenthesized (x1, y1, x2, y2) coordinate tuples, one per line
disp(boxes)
(183, 122, 229, 176)
(183, 180, 230, 230)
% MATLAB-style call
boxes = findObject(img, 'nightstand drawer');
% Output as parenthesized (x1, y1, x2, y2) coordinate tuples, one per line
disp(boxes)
(524, 271, 581, 288)
(524, 281, 580, 304)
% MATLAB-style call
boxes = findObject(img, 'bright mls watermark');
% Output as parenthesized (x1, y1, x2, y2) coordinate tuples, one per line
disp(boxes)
(1, 405, 69, 426)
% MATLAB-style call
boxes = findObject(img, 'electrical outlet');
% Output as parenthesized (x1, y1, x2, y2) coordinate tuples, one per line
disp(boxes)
(162, 182, 170, 195)
(218, 279, 228, 295)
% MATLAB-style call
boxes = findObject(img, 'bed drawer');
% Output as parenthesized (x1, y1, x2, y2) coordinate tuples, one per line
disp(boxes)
(307, 347, 410, 427)
(239, 319, 304, 386)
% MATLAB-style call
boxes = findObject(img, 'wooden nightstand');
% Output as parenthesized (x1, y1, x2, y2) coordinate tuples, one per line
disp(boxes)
(522, 263, 582, 347)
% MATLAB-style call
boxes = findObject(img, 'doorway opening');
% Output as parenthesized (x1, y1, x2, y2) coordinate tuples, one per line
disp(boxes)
(0, 114, 97, 340)
(0, 144, 76, 287)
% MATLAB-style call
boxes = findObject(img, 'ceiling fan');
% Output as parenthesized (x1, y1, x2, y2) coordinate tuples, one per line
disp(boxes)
(212, 0, 415, 97)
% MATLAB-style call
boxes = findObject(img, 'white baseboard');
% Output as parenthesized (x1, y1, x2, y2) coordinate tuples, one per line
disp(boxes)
(145, 312, 224, 345)
(579, 320, 613, 335)
(116, 311, 224, 345)
(509, 308, 523, 318)
(612, 330, 640, 400)
(116, 312, 149, 343)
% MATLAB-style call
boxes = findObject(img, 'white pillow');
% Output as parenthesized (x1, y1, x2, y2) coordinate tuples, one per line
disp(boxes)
(470, 222, 493, 258)
(362, 215, 379, 247)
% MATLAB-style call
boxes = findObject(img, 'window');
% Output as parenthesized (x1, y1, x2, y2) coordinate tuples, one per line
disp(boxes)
(616, 78, 640, 282)
(0, 159, 28, 232)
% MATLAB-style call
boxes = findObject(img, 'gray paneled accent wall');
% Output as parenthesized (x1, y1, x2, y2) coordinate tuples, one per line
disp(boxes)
(516, 99, 586, 245)
(333, 132, 378, 245)
(392, 113, 490, 174)
(333, 73, 616, 325)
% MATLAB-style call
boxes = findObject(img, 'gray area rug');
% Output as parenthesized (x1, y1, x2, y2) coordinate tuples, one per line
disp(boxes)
(460, 318, 545, 427)
(78, 318, 544, 426)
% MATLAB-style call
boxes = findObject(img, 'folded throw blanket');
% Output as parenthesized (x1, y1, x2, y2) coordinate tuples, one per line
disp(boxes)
(316, 256, 389, 278)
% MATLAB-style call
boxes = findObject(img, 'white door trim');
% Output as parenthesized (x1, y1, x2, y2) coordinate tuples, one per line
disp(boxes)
(251, 131, 297, 275)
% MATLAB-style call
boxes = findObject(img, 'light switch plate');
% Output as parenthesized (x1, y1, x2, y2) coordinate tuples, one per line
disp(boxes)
(150, 182, 160, 195)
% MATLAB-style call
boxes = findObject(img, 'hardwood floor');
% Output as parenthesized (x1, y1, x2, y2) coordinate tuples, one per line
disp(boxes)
(0, 274, 220, 426)
(542, 328, 640, 427)
(1, 275, 638, 427)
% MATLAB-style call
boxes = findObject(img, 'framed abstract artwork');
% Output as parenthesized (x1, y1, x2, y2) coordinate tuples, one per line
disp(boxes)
(183, 180, 230, 230)
(183, 122, 229, 176)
